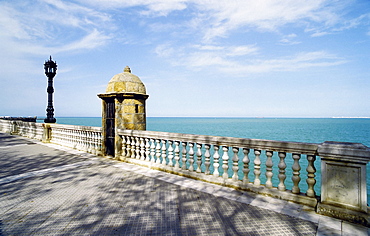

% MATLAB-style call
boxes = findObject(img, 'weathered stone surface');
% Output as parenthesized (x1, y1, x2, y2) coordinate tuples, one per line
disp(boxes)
(105, 66, 146, 94)
(317, 141, 370, 226)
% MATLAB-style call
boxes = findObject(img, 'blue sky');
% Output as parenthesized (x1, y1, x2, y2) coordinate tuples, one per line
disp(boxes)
(1, 0, 370, 118)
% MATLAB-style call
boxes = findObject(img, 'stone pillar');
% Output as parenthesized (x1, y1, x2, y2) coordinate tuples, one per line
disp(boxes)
(317, 141, 370, 226)
(42, 123, 51, 143)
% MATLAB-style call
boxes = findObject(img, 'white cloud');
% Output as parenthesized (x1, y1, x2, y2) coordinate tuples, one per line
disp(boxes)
(279, 33, 301, 45)
(220, 51, 347, 74)
(0, 0, 112, 56)
(77, 0, 187, 16)
(155, 43, 259, 69)
(156, 43, 346, 74)
(226, 46, 259, 56)
(78, 0, 356, 42)
(155, 44, 176, 58)
(193, 0, 337, 42)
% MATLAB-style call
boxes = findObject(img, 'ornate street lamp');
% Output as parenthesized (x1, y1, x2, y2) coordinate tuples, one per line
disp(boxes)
(44, 56, 57, 123)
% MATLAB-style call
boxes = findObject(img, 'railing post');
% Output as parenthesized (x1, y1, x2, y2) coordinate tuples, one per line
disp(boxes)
(42, 123, 51, 143)
(10, 121, 18, 135)
(317, 141, 370, 227)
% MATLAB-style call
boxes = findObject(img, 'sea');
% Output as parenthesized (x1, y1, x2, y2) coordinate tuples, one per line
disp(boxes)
(39, 117, 370, 204)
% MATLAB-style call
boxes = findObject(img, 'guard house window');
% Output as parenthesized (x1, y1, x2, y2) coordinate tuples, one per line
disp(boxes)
(135, 104, 139, 113)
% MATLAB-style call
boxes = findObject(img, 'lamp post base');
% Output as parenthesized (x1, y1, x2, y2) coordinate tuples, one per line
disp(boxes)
(44, 117, 56, 123)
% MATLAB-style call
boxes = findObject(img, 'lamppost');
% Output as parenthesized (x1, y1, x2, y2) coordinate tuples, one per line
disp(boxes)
(44, 56, 57, 123)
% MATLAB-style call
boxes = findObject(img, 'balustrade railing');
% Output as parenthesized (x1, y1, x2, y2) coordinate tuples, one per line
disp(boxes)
(1, 119, 369, 225)
(118, 129, 319, 206)
(48, 124, 102, 156)
(0, 119, 44, 140)
(0, 119, 102, 156)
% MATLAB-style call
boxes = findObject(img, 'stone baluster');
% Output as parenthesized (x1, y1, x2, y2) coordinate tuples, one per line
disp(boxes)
(161, 139, 167, 165)
(86, 132, 90, 152)
(87, 132, 92, 153)
(65, 129, 70, 146)
(86, 131, 91, 152)
(121, 135, 127, 157)
(51, 128, 57, 143)
(90, 132, 95, 153)
(168, 140, 174, 167)
(90, 132, 94, 153)
(73, 130, 77, 148)
(242, 148, 250, 184)
(81, 131, 85, 150)
(76, 130, 81, 149)
(222, 146, 229, 179)
(204, 144, 211, 174)
(174, 141, 180, 169)
(98, 133, 102, 154)
(69, 130, 74, 148)
(135, 137, 140, 159)
(126, 136, 132, 158)
(65, 129, 69, 147)
(78, 130, 83, 150)
(181, 142, 187, 170)
(63, 129, 67, 146)
(232, 147, 239, 181)
(145, 138, 150, 161)
(85, 131, 90, 153)
(140, 137, 145, 160)
(81, 130, 87, 152)
(82, 131, 87, 151)
(188, 143, 195, 171)
(292, 153, 301, 194)
(73, 130, 81, 150)
(196, 143, 202, 173)
(306, 155, 316, 197)
(80, 130, 86, 152)
(55, 128, 60, 144)
(131, 137, 136, 159)
(73, 130, 77, 149)
(94, 132, 99, 153)
(265, 151, 274, 188)
(87, 131, 91, 153)
(75, 130, 82, 150)
(78, 130, 82, 150)
(278, 152, 287, 191)
(150, 138, 155, 163)
(213, 145, 220, 177)
(155, 139, 161, 164)
(253, 150, 262, 186)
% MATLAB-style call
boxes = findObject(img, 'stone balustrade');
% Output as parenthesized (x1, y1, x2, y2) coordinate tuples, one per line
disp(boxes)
(0, 119, 44, 140)
(0, 119, 102, 156)
(117, 129, 370, 226)
(1, 119, 369, 226)
(117, 129, 320, 206)
(47, 124, 102, 156)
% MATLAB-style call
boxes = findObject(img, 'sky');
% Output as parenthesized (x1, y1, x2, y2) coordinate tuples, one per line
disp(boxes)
(0, 0, 370, 118)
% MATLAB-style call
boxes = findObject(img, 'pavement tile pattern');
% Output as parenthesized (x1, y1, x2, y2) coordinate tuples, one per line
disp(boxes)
(0, 133, 367, 235)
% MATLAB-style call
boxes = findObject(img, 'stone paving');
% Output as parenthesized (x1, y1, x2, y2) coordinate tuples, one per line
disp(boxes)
(0, 133, 368, 235)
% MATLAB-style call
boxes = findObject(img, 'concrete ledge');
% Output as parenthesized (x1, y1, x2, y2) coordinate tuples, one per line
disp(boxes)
(317, 202, 370, 227)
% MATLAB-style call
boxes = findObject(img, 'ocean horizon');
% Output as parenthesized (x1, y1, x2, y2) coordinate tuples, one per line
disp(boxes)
(38, 116, 370, 145)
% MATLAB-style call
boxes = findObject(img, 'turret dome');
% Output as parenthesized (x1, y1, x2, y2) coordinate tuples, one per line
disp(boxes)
(106, 66, 146, 94)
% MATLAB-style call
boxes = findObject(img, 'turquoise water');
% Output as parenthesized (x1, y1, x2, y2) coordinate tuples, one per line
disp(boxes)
(43, 117, 370, 204)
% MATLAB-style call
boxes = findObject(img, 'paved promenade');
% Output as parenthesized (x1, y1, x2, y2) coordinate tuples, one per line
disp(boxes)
(0, 133, 368, 235)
